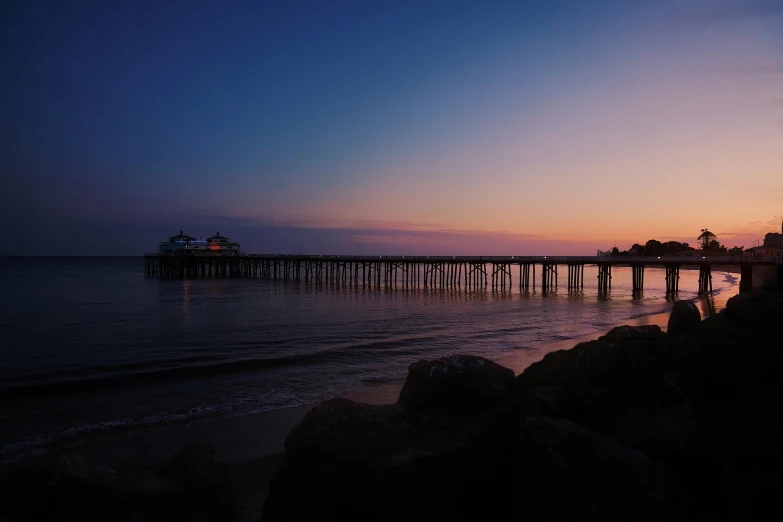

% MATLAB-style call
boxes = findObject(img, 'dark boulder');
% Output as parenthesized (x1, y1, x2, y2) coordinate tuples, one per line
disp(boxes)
(262, 397, 518, 521)
(709, 385, 783, 522)
(518, 340, 658, 393)
(667, 301, 701, 334)
(0, 444, 235, 522)
(397, 354, 515, 413)
(519, 385, 577, 419)
(517, 336, 685, 429)
(599, 324, 664, 343)
(724, 290, 783, 331)
(515, 415, 669, 522)
(154, 443, 235, 521)
(605, 403, 708, 463)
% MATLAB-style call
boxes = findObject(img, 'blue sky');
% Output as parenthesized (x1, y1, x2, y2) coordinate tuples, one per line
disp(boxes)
(2, 0, 781, 255)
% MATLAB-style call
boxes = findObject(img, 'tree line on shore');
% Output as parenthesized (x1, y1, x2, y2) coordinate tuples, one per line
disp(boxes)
(609, 229, 744, 257)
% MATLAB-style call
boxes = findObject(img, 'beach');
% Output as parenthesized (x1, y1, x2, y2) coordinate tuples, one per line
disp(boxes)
(0, 257, 748, 521)
(25, 280, 737, 522)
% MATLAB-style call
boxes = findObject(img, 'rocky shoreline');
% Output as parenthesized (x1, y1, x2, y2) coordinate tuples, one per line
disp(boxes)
(262, 289, 783, 522)
(2, 288, 781, 521)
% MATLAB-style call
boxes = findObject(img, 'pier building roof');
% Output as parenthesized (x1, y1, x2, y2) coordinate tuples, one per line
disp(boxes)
(169, 230, 196, 241)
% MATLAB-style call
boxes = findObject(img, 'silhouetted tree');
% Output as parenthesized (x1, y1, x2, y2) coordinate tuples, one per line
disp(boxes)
(644, 239, 662, 256)
(729, 246, 744, 254)
(698, 229, 717, 250)
(661, 241, 691, 253)
(705, 239, 727, 252)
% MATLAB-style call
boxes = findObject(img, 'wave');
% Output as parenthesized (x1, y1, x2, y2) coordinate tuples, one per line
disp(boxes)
(0, 336, 436, 398)
(0, 387, 316, 464)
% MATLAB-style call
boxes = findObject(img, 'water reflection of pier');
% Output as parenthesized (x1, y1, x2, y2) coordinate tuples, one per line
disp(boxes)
(144, 254, 776, 295)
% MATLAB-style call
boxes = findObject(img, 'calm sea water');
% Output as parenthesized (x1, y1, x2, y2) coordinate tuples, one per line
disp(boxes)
(0, 257, 738, 463)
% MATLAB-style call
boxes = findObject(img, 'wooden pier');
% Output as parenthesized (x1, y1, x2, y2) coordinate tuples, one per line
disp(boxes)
(144, 254, 777, 295)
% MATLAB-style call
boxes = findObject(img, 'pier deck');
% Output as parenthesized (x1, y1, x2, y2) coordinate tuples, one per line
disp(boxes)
(144, 254, 780, 294)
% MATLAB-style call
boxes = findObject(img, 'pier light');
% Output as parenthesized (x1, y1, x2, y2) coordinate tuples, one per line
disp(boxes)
(658, 256, 661, 259)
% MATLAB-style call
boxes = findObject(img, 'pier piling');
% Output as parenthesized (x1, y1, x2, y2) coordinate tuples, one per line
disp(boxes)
(143, 254, 765, 295)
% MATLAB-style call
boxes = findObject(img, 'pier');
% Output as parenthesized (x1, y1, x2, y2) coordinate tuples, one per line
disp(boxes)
(144, 254, 780, 294)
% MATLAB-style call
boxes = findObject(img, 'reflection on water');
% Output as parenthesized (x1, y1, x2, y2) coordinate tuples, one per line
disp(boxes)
(700, 294, 717, 317)
(596, 292, 612, 302)
(182, 280, 191, 322)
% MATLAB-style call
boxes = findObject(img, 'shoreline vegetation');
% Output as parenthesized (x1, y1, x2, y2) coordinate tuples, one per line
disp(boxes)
(7, 282, 783, 521)
(605, 230, 745, 257)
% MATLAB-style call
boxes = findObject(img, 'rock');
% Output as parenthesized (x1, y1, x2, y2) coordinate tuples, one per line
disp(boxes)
(262, 397, 518, 521)
(518, 340, 658, 392)
(397, 354, 515, 414)
(262, 289, 783, 522)
(0, 444, 235, 522)
(667, 301, 701, 334)
(0, 459, 122, 522)
(515, 416, 669, 522)
(520, 385, 577, 419)
(606, 404, 706, 462)
(725, 290, 783, 331)
(599, 324, 664, 343)
(710, 385, 783, 521)
(155, 443, 235, 521)
(517, 337, 685, 429)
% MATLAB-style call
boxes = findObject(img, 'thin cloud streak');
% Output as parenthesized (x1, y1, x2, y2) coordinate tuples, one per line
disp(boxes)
(675, 0, 783, 25)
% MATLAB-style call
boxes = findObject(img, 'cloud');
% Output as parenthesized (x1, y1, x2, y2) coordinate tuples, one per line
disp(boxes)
(712, 216, 782, 244)
(716, 62, 783, 77)
(676, 0, 783, 25)
(6, 208, 592, 256)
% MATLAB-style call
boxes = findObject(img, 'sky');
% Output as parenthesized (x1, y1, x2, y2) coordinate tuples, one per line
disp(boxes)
(1, 0, 781, 255)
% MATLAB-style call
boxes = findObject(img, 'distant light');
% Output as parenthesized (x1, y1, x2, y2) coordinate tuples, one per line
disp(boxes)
(658, 256, 660, 259)
(703, 256, 705, 259)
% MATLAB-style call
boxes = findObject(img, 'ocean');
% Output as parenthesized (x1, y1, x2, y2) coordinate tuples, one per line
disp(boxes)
(0, 256, 738, 463)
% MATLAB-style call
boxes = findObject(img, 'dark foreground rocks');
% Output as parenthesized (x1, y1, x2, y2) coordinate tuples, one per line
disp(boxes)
(667, 300, 701, 333)
(398, 354, 516, 412)
(263, 292, 783, 522)
(0, 443, 235, 522)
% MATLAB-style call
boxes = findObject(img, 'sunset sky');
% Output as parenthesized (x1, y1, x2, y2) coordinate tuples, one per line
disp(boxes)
(2, 0, 781, 255)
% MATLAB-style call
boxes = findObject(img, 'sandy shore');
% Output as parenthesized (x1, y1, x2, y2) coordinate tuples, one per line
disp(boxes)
(23, 282, 740, 522)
